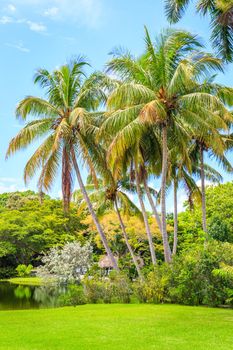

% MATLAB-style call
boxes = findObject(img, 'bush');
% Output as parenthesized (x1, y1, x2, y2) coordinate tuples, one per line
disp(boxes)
(0, 266, 16, 279)
(168, 242, 233, 306)
(133, 241, 233, 307)
(37, 242, 92, 282)
(58, 285, 87, 306)
(133, 265, 171, 304)
(16, 264, 33, 277)
(83, 273, 131, 304)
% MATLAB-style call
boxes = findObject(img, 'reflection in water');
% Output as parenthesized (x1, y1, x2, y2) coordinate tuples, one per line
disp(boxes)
(0, 282, 67, 310)
(14, 286, 32, 299)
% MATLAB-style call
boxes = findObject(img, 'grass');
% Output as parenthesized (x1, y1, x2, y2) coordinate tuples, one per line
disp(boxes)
(6, 277, 43, 286)
(0, 304, 232, 350)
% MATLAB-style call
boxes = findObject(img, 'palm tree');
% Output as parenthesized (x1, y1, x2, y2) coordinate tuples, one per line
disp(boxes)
(167, 146, 223, 254)
(165, 0, 233, 61)
(102, 28, 232, 262)
(189, 134, 233, 233)
(6, 58, 119, 271)
(106, 141, 159, 266)
(73, 176, 144, 278)
(134, 164, 157, 265)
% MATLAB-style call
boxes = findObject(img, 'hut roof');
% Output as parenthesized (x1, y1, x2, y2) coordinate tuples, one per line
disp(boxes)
(98, 255, 118, 268)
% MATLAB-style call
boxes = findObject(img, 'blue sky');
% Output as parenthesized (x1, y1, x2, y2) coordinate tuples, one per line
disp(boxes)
(0, 0, 233, 210)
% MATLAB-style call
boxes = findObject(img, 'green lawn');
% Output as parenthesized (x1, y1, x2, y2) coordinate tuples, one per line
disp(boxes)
(5, 277, 56, 286)
(0, 304, 232, 350)
(6, 277, 43, 286)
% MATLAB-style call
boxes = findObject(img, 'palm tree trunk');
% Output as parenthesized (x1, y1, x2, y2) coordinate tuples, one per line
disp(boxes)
(143, 177, 162, 233)
(62, 147, 72, 214)
(114, 200, 143, 279)
(135, 170, 157, 265)
(200, 145, 207, 233)
(71, 148, 119, 271)
(161, 125, 172, 263)
(172, 178, 178, 255)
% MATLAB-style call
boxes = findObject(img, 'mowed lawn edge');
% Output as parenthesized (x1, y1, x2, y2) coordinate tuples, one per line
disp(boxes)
(0, 304, 233, 350)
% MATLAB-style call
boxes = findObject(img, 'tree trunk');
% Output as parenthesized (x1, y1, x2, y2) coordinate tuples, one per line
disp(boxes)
(71, 148, 119, 271)
(161, 125, 172, 263)
(62, 147, 72, 214)
(172, 178, 178, 255)
(115, 200, 143, 279)
(143, 177, 162, 234)
(200, 145, 207, 233)
(135, 170, 157, 265)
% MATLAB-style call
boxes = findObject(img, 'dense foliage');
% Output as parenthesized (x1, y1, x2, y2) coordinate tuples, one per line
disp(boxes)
(134, 241, 233, 307)
(2, 19, 233, 312)
(171, 182, 233, 251)
(0, 191, 85, 277)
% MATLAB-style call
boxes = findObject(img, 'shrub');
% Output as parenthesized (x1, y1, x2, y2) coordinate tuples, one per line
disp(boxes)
(16, 264, 33, 277)
(168, 242, 233, 306)
(58, 285, 87, 306)
(82, 277, 103, 303)
(83, 273, 131, 304)
(0, 266, 16, 279)
(133, 241, 233, 307)
(133, 265, 171, 304)
(109, 272, 131, 303)
(37, 242, 92, 282)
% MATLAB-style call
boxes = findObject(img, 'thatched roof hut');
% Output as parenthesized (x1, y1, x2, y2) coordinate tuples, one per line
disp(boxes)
(98, 255, 118, 269)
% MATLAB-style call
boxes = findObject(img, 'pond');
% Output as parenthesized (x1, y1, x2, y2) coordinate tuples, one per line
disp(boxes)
(0, 282, 67, 310)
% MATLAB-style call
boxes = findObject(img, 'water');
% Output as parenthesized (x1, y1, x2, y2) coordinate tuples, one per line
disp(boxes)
(0, 282, 67, 310)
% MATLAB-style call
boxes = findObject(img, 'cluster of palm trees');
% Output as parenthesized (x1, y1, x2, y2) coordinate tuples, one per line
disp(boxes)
(165, 0, 233, 62)
(7, 27, 233, 275)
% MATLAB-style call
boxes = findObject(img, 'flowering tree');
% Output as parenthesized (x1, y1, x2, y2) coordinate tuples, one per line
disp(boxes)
(37, 242, 92, 282)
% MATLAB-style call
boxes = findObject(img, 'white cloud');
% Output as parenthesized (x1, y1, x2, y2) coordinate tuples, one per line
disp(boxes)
(0, 177, 18, 183)
(26, 20, 46, 32)
(7, 4, 16, 12)
(3, 0, 104, 28)
(0, 15, 47, 33)
(5, 40, 30, 52)
(0, 16, 14, 24)
(43, 7, 59, 17)
(196, 179, 216, 187)
(0, 183, 18, 193)
(0, 181, 27, 194)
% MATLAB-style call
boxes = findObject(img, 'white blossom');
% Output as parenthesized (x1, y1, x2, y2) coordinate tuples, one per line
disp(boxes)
(37, 242, 92, 282)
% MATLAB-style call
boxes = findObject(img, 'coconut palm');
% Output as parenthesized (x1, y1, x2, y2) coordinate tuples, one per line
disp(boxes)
(134, 163, 157, 265)
(167, 145, 224, 254)
(101, 28, 232, 262)
(165, 0, 233, 61)
(6, 58, 119, 271)
(188, 134, 233, 233)
(73, 176, 144, 278)
(106, 139, 159, 265)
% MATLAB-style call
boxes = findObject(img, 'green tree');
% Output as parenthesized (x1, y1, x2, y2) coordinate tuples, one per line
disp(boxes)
(6, 59, 119, 270)
(102, 28, 231, 262)
(177, 182, 233, 248)
(0, 191, 85, 267)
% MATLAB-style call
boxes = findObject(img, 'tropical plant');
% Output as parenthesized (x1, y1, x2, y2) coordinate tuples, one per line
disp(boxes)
(74, 175, 144, 278)
(167, 145, 223, 253)
(165, 0, 233, 61)
(6, 58, 119, 271)
(102, 27, 232, 262)
(16, 264, 33, 277)
(189, 133, 232, 232)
